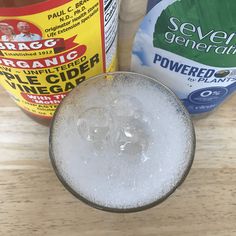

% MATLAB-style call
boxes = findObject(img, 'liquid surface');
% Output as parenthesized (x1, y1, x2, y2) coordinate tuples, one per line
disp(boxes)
(51, 73, 194, 210)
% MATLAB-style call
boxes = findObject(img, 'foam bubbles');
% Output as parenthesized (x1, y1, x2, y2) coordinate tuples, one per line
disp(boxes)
(77, 107, 112, 152)
(110, 95, 152, 157)
(111, 95, 143, 117)
(51, 73, 194, 210)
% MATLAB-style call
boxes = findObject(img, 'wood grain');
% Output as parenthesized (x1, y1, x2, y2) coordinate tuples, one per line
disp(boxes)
(0, 87, 236, 236)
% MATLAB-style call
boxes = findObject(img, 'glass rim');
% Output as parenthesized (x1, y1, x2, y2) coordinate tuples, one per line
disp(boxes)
(49, 71, 196, 213)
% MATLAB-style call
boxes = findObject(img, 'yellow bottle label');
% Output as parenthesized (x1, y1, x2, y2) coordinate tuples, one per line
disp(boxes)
(0, 0, 118, 118)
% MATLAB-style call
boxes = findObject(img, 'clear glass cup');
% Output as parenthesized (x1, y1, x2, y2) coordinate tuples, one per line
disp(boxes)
(49, 72, 196, 213)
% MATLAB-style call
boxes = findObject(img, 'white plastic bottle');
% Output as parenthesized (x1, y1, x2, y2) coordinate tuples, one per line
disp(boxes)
(119, 0, 236, 116)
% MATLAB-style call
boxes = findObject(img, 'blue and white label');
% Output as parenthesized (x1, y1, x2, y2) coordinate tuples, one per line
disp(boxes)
(131, 0, 236, 115)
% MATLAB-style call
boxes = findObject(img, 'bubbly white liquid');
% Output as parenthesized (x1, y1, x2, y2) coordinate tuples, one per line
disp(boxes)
(51, 73, 193, 210)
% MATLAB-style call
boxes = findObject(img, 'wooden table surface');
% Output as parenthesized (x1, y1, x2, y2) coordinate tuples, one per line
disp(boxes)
(0, 87, 236, 236)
